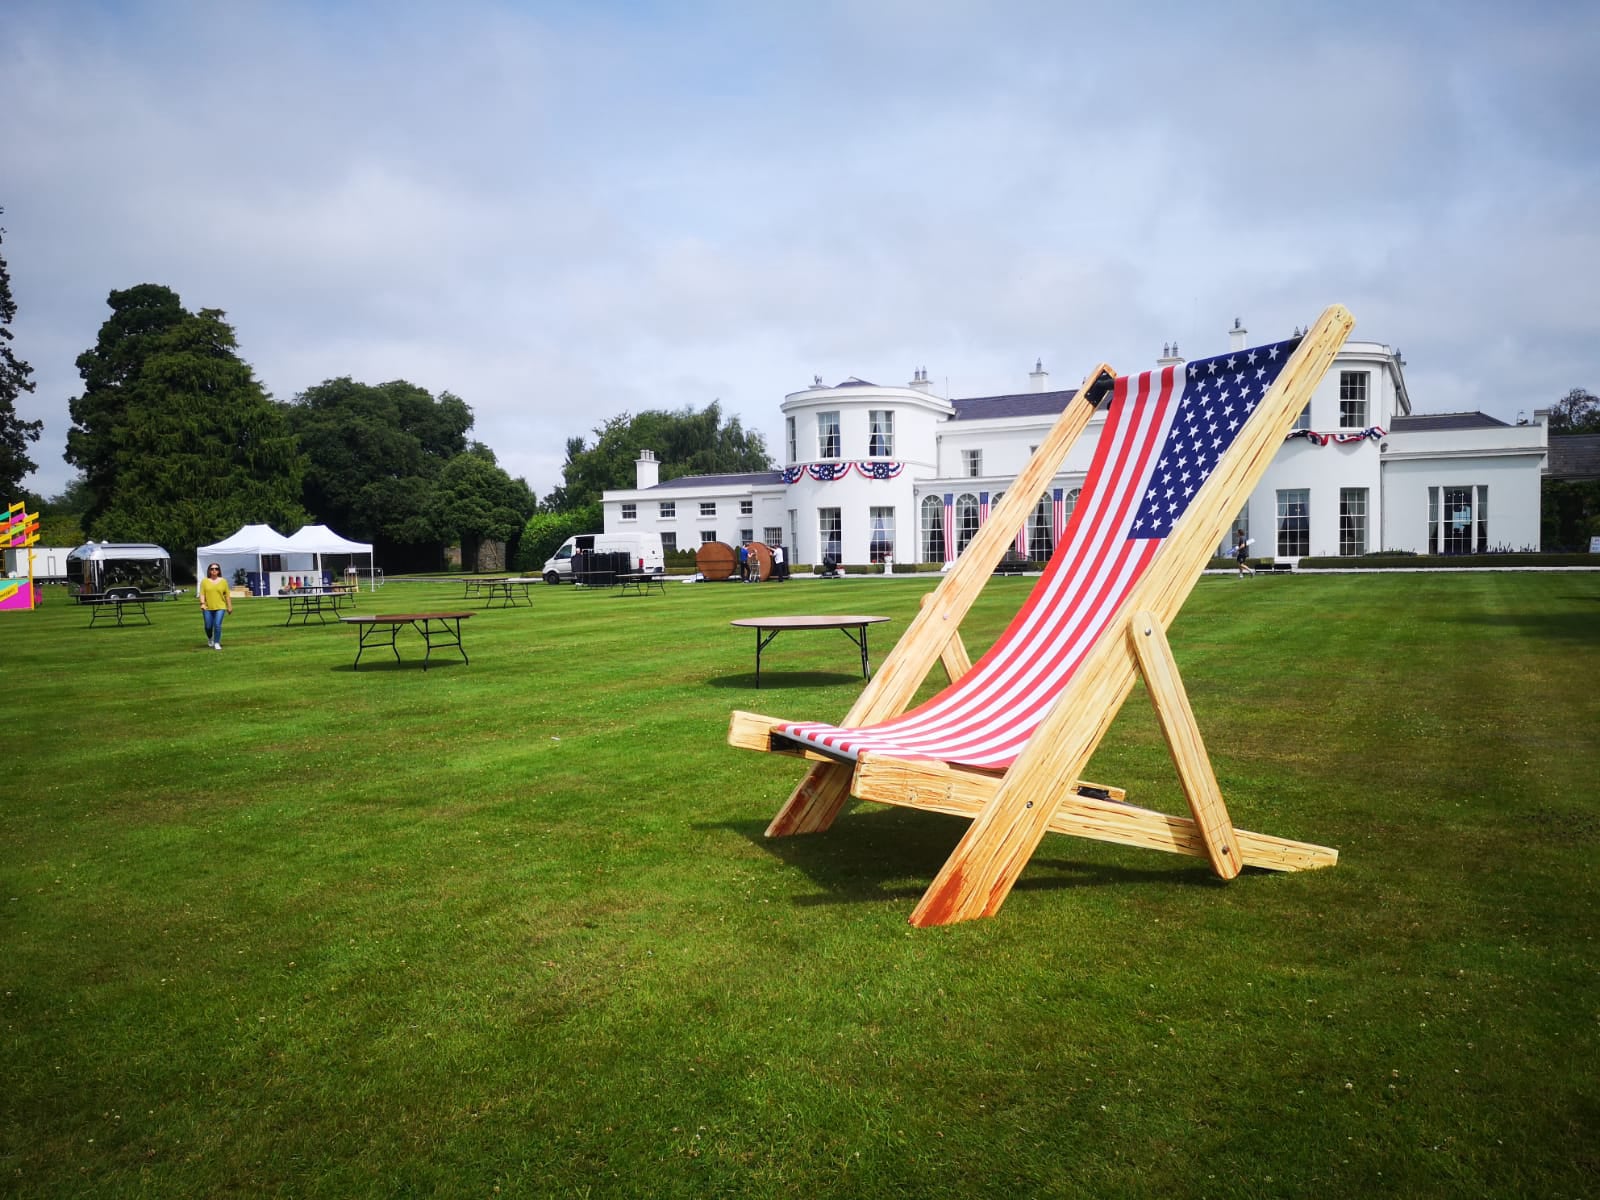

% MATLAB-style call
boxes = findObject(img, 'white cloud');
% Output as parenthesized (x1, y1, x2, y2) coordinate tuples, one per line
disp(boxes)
(4, 0, 1597, 500)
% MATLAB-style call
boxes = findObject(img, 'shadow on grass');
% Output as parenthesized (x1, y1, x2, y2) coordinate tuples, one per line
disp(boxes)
(704, 806, 1221, 907)
(705, 671, 863, 690)
(1450, 610, 1600, 642)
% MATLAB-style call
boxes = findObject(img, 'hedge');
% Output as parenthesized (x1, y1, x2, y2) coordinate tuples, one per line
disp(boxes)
(1297, 552, 1598, 569)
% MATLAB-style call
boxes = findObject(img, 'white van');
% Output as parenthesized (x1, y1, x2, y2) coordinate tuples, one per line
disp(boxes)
(541, 531, 664, 584)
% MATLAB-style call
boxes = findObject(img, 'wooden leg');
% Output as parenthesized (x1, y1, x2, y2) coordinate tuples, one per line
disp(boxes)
(908, 771, 1069, 926)
(1128, 610, 1241, 880)
(766, 760, 854, 837)
(907, 650, 1140, 926)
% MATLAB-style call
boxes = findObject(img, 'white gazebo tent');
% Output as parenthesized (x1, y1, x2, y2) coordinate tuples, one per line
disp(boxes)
(195, 524, 299, 594)
(281, 524, 377, 591)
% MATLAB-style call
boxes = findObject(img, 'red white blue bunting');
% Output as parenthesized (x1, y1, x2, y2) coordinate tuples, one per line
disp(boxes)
(1286, 425, 1385, 447)
(855, 461, 904, 479)
(781, 462, 905, 482)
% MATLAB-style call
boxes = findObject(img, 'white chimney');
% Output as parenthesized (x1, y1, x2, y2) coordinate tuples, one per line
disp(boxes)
(909, 366, 934, 393)
(1228, 317, 1247, 351)
(635, 449, 660, 489)
(1029, 358, 1049, 393)
(1157, 341, 1184, 368)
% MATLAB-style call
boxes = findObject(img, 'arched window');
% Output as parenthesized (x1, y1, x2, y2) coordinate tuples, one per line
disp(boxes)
(920, 495, 945, 563)
(955, 493, 981, 556)
(1029, 495, 1055, 560)
(1051, 486, 1083, 542)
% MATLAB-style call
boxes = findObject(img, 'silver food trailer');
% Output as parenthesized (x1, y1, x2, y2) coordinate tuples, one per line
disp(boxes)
(66, 542, 177, 601)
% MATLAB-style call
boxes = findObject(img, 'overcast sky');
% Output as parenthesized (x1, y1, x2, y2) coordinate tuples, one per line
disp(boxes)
(5, 0, 1597, 500)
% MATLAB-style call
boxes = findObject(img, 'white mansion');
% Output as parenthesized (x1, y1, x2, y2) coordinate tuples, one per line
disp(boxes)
(601, 322, 1550, 566)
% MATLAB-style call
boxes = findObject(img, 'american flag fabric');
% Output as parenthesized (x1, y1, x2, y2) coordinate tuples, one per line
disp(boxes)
(777, 335, 1302, 769)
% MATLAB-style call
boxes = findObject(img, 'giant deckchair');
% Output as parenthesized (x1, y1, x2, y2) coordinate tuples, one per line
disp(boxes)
(729, 305, 1355, 926)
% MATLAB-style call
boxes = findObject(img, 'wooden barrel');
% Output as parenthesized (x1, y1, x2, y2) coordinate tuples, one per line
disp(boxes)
(696, 541, 737, 581)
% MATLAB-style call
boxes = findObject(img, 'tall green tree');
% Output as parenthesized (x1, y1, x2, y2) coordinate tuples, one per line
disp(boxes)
(547, 400, 771, 511)
(65, 289, 307, 561)
(435, 447, 535, 571)
(0, 209, 44, 498)
(1547, 388, 1600, 435)
(64, 284, 188, 527)
(283, 377, 473, 547)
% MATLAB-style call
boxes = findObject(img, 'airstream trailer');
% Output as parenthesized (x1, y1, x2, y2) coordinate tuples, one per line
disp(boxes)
(67, 542, 176, 601)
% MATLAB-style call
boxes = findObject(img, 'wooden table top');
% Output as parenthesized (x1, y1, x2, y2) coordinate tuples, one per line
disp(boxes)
(729, 614, 889, 631)
(340, 612, 476, 623)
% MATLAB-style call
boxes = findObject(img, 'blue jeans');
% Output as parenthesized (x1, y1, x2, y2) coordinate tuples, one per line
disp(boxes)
(203, 608, 226, 645)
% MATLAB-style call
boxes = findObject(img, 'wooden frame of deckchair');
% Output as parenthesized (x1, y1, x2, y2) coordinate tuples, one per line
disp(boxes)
(730, 305, 1355, 925)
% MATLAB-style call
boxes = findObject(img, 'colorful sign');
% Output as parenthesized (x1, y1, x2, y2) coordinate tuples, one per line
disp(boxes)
(2, 500, 42, 611)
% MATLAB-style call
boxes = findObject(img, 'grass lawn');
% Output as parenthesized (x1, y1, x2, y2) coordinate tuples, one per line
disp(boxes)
(2, 570, 1596, 1198)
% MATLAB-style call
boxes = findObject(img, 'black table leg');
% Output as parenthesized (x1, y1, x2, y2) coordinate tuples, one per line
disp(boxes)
(838, 624, 872, 678)
(755, 627, 783, 689)
(353, 622, 401, 670)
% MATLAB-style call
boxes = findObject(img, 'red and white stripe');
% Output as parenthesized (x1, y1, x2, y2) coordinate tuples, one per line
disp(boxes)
(779, 365, 1184, 769)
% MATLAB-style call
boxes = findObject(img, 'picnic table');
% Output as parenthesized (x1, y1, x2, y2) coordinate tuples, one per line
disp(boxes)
(82, 596, 151, 627)
(617, 572, 666, 595)
(729, 614, 891, 688)
(339, 612, 475, 670)
(460, 576, 537, 607)
(282, 585, 357, 625)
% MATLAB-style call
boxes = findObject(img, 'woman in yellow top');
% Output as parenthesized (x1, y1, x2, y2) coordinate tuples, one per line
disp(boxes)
(198, 561, 233, 650)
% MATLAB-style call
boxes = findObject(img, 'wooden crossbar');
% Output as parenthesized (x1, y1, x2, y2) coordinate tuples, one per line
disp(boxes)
(849, 755, 1336, 872)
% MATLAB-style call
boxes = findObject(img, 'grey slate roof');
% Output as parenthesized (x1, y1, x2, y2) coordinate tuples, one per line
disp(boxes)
(1547, 434, 1600, 480)
(950, 389, 1078, 421)
(650, 470, 786, 490)
(1389, 412, 1509, 432)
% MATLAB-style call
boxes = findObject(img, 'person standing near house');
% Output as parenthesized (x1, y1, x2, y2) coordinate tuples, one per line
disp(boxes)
(737, 542, 750, 582)
(198, 561, 233, 649)
(1234, 531, 1254, 578)
(771, 542, 787, 582)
